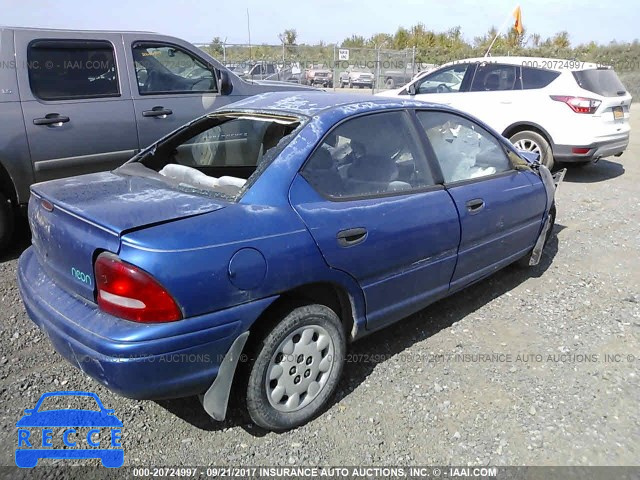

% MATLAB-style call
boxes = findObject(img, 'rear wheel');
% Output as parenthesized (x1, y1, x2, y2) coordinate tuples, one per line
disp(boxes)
(385, 78, 395, 89)
(0, 192, 14, 251)
(510, 130, 554, 170)
(245, 304, 346, 431)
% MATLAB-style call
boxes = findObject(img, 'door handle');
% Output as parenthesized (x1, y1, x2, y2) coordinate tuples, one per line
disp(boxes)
(466, 198, 485, 214)
(142, 107, 173, 118)
(33, 114, 70, 126)
(336, 227, 367, 247)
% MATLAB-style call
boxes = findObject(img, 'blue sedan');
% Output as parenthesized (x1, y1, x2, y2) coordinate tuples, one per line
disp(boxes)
(18, 92, 557, 431)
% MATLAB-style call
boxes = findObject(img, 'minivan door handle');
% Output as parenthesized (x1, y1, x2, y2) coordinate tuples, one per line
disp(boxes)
(33, 114, 70, 126)
(466, 198, 485, 214)
(336, 227, 368, 247)
(142, 107, 173, 118)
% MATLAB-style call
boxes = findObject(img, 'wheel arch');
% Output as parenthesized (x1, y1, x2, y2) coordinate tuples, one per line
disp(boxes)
(249, 281, 359, 343)
(502, 122, 555, 150)
(0, 160, 18, 209)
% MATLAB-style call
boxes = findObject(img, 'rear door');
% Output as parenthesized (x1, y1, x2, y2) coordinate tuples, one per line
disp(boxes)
(448, 62, 524, 133)
(289, 110, 461, 330)
(15, 31, 138, 182)
(122, 34, 233, 148)
(415, 110, 547, 291)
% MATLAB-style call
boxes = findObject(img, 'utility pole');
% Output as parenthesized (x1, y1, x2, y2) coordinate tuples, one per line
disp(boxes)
(247, 8, 252, 61)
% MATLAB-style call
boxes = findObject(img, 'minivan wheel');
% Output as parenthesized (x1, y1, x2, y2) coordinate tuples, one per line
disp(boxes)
(510, 131, 554, 170)
(246, 304, 346, 431)
(0, 192, 15, 251)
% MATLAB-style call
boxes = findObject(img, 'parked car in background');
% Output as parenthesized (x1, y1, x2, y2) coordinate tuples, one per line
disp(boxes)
(303, 65, 333, 88)
(265, 67, 304, 84)
(236, 61, 278, 81)
(0, 27, 316, 250)
(340, 66, 374, 88)
(378, 57, 632, 170)
(19, 92, 558, 432)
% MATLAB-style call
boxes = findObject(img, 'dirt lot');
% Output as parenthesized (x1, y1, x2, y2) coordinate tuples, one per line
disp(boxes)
(0, 119, 638, 468)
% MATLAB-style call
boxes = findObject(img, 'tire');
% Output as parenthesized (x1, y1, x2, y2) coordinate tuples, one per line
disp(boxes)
(510, 130, 554, 170)
(385, 78, 395, 89)
(516, 204, 556, 268)
(0, 192, 15, 252)
(245, 304, 346, 431)
(348, 80, 353, 89)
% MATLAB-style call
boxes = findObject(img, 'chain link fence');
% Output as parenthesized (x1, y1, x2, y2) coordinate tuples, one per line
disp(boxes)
(195, 43, 422, 92)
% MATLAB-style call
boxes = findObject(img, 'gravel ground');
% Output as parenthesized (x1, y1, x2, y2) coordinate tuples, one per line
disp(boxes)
(0, 121, 638, 468)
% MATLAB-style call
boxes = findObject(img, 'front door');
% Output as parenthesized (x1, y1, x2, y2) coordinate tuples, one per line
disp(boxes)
(15, 31, 138, 182)
(289, 110, 460, 330)
(123, 36, 232, 148)
(415, 110, 547, 290)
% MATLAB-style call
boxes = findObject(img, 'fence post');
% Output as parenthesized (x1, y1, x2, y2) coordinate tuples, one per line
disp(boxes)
(412, 46, 416, 76)
(374, 47, 380, 93)
(333, 45, 337, 92)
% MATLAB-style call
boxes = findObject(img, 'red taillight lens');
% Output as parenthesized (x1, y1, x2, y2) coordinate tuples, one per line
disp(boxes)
(550, 95, 601, 114)
(94, 252, 182, 323)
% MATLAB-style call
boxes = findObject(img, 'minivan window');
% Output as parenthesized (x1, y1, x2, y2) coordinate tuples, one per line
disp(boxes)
(470, 63, 520, 91)
(27, 40, 119, 100)
(133, 43, 217, 94)
(522, 67, 560, 89)
(572, 69, 627, 97)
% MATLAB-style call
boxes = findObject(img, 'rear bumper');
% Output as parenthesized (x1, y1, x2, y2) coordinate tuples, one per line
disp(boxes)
(554, 134, 629, 163)
(17, 247, 276, 400)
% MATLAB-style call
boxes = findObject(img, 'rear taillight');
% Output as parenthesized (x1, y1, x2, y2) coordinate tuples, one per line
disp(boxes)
(94, 252, 182, 323)
(550, 95, 601, 114)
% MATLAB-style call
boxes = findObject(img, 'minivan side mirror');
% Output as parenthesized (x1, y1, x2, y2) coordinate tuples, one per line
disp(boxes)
(407, 83, 417, 95)
(219, 70, 233, 95)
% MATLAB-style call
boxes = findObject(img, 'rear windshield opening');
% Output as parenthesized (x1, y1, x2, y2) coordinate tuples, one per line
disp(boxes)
(572, 68, 628, 97)
(136, 112, 301, 198)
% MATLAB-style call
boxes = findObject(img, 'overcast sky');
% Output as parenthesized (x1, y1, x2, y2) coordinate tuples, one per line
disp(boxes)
(3, 0, 638, 47)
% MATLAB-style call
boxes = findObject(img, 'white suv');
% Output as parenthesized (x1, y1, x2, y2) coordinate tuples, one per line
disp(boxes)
(377, 57, 632, 169)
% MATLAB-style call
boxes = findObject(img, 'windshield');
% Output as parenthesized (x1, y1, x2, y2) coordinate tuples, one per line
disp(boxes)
(572, 69, 627, 97)
(137, 113, 302, 199)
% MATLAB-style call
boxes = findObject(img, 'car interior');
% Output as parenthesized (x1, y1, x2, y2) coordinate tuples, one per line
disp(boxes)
(302, 112, 435, 198)
(139, 114, 301, 197)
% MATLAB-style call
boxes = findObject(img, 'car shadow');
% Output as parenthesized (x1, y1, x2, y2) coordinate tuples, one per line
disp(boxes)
(562, 159, 625, 183)
(0, 218, 31, 263)
(156, 225, 564, 435)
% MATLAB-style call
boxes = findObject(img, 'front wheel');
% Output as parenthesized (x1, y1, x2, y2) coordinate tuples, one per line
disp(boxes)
(246, 304, 346, 431)
(510, 130, 554, 170)
(0, 192, 15, 252)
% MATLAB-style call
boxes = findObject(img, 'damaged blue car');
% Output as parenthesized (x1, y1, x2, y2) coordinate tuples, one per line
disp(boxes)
(18, 92, 558, 431)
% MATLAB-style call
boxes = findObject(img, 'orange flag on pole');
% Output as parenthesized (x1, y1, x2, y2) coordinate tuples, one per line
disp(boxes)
(513, 6, 524, 34)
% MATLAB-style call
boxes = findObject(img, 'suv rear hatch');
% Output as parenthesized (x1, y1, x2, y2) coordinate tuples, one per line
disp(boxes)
(29, 170, 226, 303)
(573, 68, 632, 128)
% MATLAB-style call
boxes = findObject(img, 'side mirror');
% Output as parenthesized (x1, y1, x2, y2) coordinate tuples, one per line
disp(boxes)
(24, 409, 35, 415)
(407, 83, 417, 95)
(219, 70, 233, 95)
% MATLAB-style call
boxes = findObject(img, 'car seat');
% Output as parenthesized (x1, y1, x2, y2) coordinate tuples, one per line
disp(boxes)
(304, 148, 344, 196)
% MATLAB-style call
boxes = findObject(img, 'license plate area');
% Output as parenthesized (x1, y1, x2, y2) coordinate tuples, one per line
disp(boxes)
(613, 106, 624, 120)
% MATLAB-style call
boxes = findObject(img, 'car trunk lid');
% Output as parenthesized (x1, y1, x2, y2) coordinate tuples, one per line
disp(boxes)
(29, 170, 226, 302)
(573, 68, 632, 129)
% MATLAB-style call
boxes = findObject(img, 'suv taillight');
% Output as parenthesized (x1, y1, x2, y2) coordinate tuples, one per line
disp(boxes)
(550, 95, 601, 114)
(94, 252, 182, 323)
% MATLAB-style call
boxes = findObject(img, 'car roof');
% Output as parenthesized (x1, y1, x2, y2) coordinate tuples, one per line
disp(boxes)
(1, 26, 155, 34)
(218, 91, 442, 118)
(441, 56, 602, 71)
